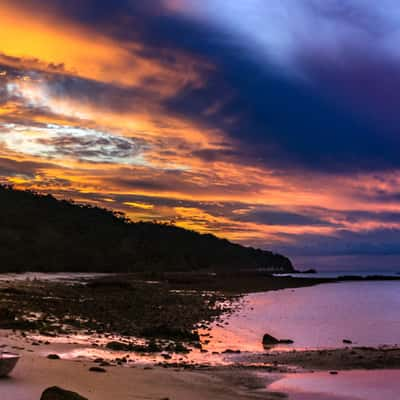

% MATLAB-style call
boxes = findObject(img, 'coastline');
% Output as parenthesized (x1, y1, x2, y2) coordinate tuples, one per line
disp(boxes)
(1, 274, 400, 399)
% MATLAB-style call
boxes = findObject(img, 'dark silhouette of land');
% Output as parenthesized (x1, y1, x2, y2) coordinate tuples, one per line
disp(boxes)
(0, 185, 293, 273)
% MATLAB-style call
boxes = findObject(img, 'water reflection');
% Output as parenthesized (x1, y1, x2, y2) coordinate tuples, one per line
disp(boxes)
(202, 281, 400, 353)
(266, 370, 400, 400)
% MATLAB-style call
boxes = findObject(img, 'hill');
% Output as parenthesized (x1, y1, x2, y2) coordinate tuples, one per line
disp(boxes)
(0, 185, 294, 273)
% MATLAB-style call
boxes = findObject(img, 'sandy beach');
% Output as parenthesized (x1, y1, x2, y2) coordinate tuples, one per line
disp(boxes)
(2, 352, 272, 400)
(3, 326, 400, 400)
(1, 332, 282, 400)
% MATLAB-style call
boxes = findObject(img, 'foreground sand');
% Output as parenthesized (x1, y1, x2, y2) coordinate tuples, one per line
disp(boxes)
(2, 354, 281, 400)
(4, 325, 400, 400)
(1, 332, 283, 400)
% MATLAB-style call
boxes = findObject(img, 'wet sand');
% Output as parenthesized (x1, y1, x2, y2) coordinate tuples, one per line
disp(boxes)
(234, 347, 400, 371)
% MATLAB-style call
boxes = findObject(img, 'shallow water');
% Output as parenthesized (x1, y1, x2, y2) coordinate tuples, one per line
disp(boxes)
(267, 370, 400, 400)
(275, 270, 399, 279)
(4, 275, 400, 367)
(202, 281, 400, 352)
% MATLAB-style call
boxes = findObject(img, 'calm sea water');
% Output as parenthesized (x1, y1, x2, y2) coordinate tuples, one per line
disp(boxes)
(266, 370, 400, 400)
(204, 280, 400, 352)
(275, 270, 399, 278)
(203, 279, 400, 400)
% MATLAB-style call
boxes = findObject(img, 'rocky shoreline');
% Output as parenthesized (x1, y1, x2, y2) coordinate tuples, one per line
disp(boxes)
(2, 327, 400, 400)
(1, 273, 400, 399)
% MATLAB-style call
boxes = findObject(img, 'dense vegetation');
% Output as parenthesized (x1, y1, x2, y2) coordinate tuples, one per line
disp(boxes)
(0, 185, 293, 272)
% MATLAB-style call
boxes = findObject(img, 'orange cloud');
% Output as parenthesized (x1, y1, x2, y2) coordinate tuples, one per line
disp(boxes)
(0, 3, 207, 95)
(2, 2, 400, 254)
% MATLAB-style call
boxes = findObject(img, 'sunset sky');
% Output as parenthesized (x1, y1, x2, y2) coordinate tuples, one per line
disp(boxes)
(1, 1, 400, 270)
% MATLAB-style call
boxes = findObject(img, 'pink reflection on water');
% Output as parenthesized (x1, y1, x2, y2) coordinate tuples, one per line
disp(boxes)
(201, 281, 400, 353)
(267, 370, 400, 400)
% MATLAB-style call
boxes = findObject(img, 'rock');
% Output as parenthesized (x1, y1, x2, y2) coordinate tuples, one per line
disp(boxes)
(140, 325, 200, 342)
(262, 333, 294, 346)
(0, 308, 16, 321)
(47, 354, 61, 360)
(89, 366, 106, 373)
(329, 371, 338, 375)
(262, 334, 280, 345)
(343, 339, 352, 344)
(40, 386, 88, 400)
(99, 362, 112, 367)
(222, 349, 241, 354)
(105, 341, 130, 351)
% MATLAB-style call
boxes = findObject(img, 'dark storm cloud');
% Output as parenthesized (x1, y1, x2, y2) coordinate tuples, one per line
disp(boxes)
(300, 45, 400, 130)
(65, 0, 400, 173)
(9, 1, 400, 172)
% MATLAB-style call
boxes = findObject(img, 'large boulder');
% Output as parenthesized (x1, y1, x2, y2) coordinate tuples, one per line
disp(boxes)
(40, 387, 88, 400)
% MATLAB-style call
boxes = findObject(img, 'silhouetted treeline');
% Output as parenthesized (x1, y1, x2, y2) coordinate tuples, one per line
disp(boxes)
(0, 185, 294, 273)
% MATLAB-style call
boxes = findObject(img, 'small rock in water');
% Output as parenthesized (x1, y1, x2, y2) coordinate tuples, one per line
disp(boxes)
(262, 334, 280, 345)
(47, 354, 61, 360)
(40, 386, 88, 400)
(262, 334, 294, 346)
(330, 371, 339, 375)
(343, 339, 352, 344)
